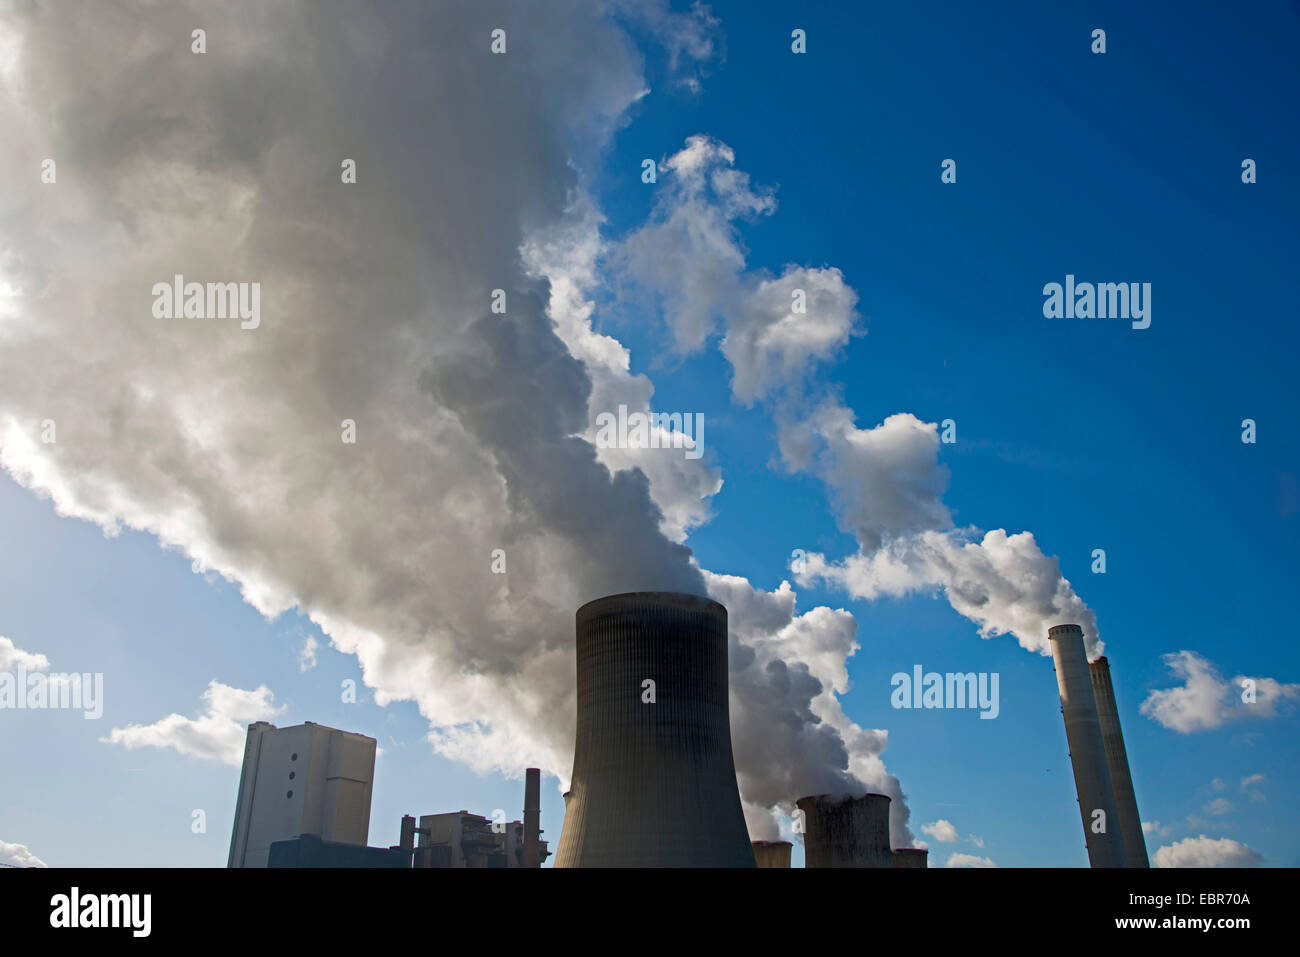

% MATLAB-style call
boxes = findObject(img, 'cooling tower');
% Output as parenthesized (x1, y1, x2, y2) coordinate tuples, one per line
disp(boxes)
(1089, 657, 1149, 868)
(751, 840, 793, 868)
(1049, 624, 1124, 868)
(796, 793, 892, 868)
(892, 848, 929, 868)
(554, 592, 755, 867)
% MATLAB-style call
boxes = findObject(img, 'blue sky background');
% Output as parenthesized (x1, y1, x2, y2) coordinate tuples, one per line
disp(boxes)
(2, 0, 1297, 867)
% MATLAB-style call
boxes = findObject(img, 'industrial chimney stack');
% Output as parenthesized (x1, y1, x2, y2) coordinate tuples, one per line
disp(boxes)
(1049, 624, 1124, 868)
(1089, 657, 1149, 867)
(554, 592, 755, 867)
(522, 767, 542, 868)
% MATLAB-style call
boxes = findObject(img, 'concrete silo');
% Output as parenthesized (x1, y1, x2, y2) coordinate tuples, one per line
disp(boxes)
(891, 848, 929, 868)
(796, 793, 892, 867)
(554, 592, 755, 867)
(1048, 624, 1124, 868)
(1089, 656, 1149, 867)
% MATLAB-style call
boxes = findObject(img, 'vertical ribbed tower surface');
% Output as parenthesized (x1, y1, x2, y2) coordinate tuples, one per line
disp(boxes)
(554, 592, 755, 868)
(1089, 656, 1150, 867)
(796, 793, 892, 867)
(1049, 623, 1125, 868)
(751, 840, 793, 868)
(891, 848, 929, 868)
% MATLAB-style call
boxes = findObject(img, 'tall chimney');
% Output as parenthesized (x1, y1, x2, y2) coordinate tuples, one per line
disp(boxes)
(1089, 657, 1149, 867)
(1049, 624, 1124, 868)
(554, 592, 755, 867)
(522, 767, 541, 868)
(796, 793, 892, 867)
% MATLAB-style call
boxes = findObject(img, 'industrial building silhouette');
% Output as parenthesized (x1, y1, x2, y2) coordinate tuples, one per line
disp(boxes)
(226, 595, 1144, 868)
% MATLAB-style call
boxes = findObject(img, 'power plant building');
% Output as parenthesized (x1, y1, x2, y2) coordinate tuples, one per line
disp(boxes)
(555, 592, 755, 867)
(228, 720, 377, 868)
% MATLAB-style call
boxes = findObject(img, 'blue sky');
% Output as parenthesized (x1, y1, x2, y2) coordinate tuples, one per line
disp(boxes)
(1, 1, 1296, 868)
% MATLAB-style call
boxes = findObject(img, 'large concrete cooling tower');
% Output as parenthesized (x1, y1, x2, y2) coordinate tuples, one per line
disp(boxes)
(554, 592, 755, 867)
(1049, 624, 1124, 868)
(796, 793, 892, 867)
(1089, 656, 1149, 868)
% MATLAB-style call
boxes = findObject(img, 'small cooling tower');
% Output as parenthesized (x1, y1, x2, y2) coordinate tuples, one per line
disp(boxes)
(796, 793, 892, 868)
(554, 592, 755, 867)
(891, 848, 929, 868)
(751, 840, 793, 868)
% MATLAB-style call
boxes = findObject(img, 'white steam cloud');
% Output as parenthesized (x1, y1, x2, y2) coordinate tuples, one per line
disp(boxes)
(1, 3, 1108, 856)
(0, 2, 917, 847)
(616, 137, 1103, 663)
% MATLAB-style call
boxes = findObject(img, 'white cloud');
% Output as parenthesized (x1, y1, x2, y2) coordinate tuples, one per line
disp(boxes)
(1203, 798, 1233, 817)
(1140, 651, 1300, 732)
(1142, 820, 1172, 838)
(298, 636, 318, 673)
(101, 680, 283, 766)
(946, 852, 997, 868)
(969, 834, 985, 848)
(0, 635, 48, 671)
(1240, 774, 1266, 803)
(1153, 836, 1262, 868)
(921, 819, 960, 843)
(0, 839, 46, 867)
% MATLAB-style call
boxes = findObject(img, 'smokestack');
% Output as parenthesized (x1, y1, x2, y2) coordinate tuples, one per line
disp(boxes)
(892, 848, 928, 868)
(523, 767, 541, 869)
(751, 840, 792, 868)
(1048, 624, 1124, 868)
(554, 592, 755, 867)
(1089, 657, 1149, 867)
(796, 793, 892, 868)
